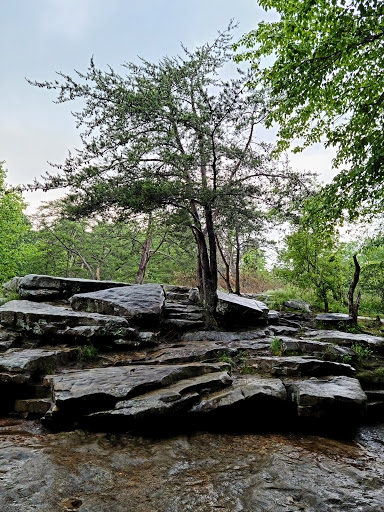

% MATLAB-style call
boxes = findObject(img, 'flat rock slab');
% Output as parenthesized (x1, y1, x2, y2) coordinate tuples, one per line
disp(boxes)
(181, 329, 268, 343)
(249, 356, 355, 377)
(89, 372, 232, 425)
(287, 376, 367, 419)
(275, 337, 354, 357)
(216, 291, 269, 327)
(16, 274, 130, 301)
(190, 375, 287, 414)
(303, 329, 384, 349)
(269, 325, 301, 337)
(0, 300, 130, 338)
(268, 310, 279, 322)
(284, 299, 311, 312)
(143, 342, 238, 364)
(0, 347, 75, 374)
(70, 284, 165, 327)
(44, 362, 229, 418)
(316, 313, 353, 325)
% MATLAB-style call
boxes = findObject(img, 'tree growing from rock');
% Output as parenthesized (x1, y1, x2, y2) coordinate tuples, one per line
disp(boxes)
(29, 26, 304, 324)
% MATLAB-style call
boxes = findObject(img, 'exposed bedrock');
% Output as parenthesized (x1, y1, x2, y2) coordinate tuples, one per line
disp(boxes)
(4, 274, 131, 301)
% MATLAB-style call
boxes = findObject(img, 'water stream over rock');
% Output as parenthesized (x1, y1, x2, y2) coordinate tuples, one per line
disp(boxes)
(0, 418, 383, 512)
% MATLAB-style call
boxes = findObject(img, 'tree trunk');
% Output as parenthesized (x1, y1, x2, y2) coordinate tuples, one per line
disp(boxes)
(348, 254, 361, 324)
(136, 237, 151, 284)
(216, 234, 233, 293)
(235, 227, 240, 295)
(193, 206, 218, 328)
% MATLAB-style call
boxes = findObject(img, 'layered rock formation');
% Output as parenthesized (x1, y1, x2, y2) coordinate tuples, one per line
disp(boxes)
(0, 274, 382, 433)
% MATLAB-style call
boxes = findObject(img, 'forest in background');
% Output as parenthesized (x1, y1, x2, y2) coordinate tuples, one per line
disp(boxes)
(2, 0, 384, 321)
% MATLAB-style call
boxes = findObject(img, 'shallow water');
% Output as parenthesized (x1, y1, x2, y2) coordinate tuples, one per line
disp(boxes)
(0, 418, 383, 512)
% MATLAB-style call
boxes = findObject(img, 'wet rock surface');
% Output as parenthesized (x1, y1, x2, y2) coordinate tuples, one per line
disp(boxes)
(303, 329, 384, 348)
(70, 284, 165, 327)
(249, 355, 356, 377)
(0, 275, 383, 433)
(0, 300, 133, 343)
(0, 419, 383, 512)
(1, 276, 384, 509)
(216, 291, 269, 326)
(316, 313, 353, 325)
(286, 376, 367, 420)
(13, 274, 131, 301)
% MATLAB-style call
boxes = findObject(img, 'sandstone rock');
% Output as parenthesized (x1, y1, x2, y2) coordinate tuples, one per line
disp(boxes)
(143, 342, 238, 364)
(89, 372, 232, 426)
(70, 284, 165, 327)
(0, 347, 76, 375)
(0, 300, 131, 342)
(17, 274, 130, 301)
(14, 398, 51, 416)
(303, 329, 384, 349)
(284, 299, 311, 312)
(190, 375, 287, 414)
(163, 300, 204, 330)
(249, 356, 355, 377)
(277, 337, 354, 358)
(287, 376, 367, 420)
(0, 329, 21, 352)
(216, 291, 269, 327)
(268, 310, 279, 322)
(181, 329, 268, 343)
(2, 276, 21, 296)
(268, 325, 301, 337)
(316, 313, 353, 325)
(44, 362, 229, 419)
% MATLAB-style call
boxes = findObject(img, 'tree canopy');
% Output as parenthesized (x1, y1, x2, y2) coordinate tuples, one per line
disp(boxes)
(235, 0, 384, 219)
(29, 26, 306, 321)
(0, 163, 31, 282)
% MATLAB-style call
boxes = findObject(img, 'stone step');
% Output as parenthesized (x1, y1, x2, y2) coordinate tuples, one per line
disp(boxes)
(284, 376, 367, 421)
(365, 389, 384, 401)
(164, 301, 202, 312)
(43, 362, 229, 423)
(162, 319, 205, 330)
(165, 312, 203, 321)
(165, 292, 190, 301)
(143, 342, 238, 365)
(248, 356, 355, 377)
(14, 398, 51, 417)
(86, 371, 233, 427)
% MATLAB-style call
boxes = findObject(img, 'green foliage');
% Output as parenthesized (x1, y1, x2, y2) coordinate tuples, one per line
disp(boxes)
(270, 336, 284, 356)
(23, 201, 196, 284)
(321, 345, 352, 364)
(277, 218, 347, 312)
(0, 163, 31, 282)
(219, 351, 256, 374)
(219, 353, 237, 371)
(266, 286, 313, 311)
(351, 342, 373, 363)
(235, 0, 384, 219)
(1, 291, 21, 303)
(357, 368, 384, 386)
(29, 25, 309, 311)
(78, 343, 99, 361)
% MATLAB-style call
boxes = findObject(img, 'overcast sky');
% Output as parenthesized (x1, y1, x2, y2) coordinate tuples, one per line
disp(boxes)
(1, 0, 337, 212)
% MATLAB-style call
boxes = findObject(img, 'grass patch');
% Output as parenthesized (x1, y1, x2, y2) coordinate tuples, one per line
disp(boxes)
(78, 343, 99, 361)
(270, 336, 284, 356)
(357, 368, 384, 387)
